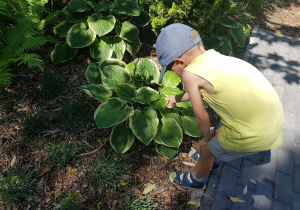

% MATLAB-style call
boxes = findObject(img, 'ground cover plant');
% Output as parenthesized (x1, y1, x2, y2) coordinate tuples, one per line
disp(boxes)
(51, 0, 150, 64)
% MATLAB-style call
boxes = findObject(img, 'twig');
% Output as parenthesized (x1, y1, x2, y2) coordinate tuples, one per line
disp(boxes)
(75, 138, 108, 157)
(134, 173, 155, 189)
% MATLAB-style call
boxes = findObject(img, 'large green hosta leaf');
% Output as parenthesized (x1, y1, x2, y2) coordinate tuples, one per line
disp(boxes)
(68, 0, 90, 12)
(160, 71, 181, 87)
(88, 14, 116, 37)
(101, 65, 131, 89)
(125, 37, 141, 58)
(78, 84, 112, 102)
(181, 110, 202, 137)
(129, 107, 158, 146)
(99, 58, 127, 70)
(216, 37, 232, 56)
(149, 96, 167, 109)
(160, 109, 182, 128)
(117, 21, 139, 43)
(115, 0, 140, 16)
(154, 117, 182, 148)
(133, 87, 160, 104)
(231, 25, 245, 47)
(131, 11, 150, 27)
(115, 83, 136, 103)
(110, 124, 135, 153)
(51, 41, 77, 64)
(88, 1, 114, 12)
(66, 23, 96, 48)
(54, 21, 74, 38)
(136, 58, 159, 84)
(218, 17, 239, 28)
(155, 143, 178, 159)
(202, 35, 223, 50)
(90, 37, 113, 62)
(159, 86, 183, 96)
(86, 62, 101, 84)
(94, 98, 134, 128)
(109, 36, 126, 60)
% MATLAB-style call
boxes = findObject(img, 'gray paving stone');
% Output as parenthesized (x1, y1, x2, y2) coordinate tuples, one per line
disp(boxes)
(238, 159, 259, 191)
(292, 192, 300, 210)
(204, 174, 219, 198)
(295, 142, 300, 165)
(274, 86, 285, 100)
(231, 185, 254, 210)
(293, 165, 300, 194)
(253, 180, 273, 210)
(210, 192, 231, 210)
(258, 155, 277, 182)
(276, 147, 294, 176)
(272, 201, 291, 210)
(281, 129, 295, 152)
(284, 111, 296, 130)
(274, 172, 292, 205)
(217, 165, 239, 195)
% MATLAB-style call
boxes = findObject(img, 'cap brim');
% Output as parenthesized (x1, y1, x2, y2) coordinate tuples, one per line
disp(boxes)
(158, 66, 167, 82)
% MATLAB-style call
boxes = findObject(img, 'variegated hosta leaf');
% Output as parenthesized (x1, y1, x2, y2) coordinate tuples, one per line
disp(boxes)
(101, 65, 131, 89)
(54, 21, 74, 38)
(155, 143, 178, 159)
(218, 17, 239, 28)
(133, 87, 160, 104)
(160, 109, 182, 128)
(109, 36, 126, 60)
(110, 124, 135, 154)
(90, 37, 113, 62)
(129, 107, 158, 146)
(78, 84, 112, 102)
(125, 37, 141, 58)
(159, 86, 183, 97)
(115, 83, 136, 103)
(175, 102, 192, 110)
(181, 110, 202, 137)
(68, 0, 90, 12)
(66, 23, 96, 48)
(149, 96, 167, 109)
(86, 62, 101, 84)
(100, 58, 127, 70)
(114, 0, 140, 16)
(160, 71, 181, 87)
(94, 98, 134, 128)
(216, 37, 232, 56)
(202, 35, 223, 50)
(136, 58, 159, 84)
(231, 24, 245, 48)
(51, 41, 77, 64)
(88, 14, 116, 37)
(88, 1, 114, 12)
(154, 117, 182, 148)
(117, 21, 139, 43)
(127, 60, 143, 81)
(131, 11, 150, 27)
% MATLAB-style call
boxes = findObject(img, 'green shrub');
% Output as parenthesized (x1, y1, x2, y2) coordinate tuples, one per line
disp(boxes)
(90, 151, 132, 190)
(0, 169, 39, 208)
(19, 113, 49, 138)
(46, 141, 79, 169)
(51, 0, 151, 64)
(80, 58, 208, 158)
(140, 0, 253, 56)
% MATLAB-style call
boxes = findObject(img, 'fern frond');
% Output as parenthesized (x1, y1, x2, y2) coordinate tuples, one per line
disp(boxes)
(15, 53, 43, 70)
(0, 68, 14, 89)
(15, 36, 47, 57)
(38, 10, 62, 30)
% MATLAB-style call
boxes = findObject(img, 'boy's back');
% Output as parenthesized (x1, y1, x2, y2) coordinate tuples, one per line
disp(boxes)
(185, 49, 284, 152)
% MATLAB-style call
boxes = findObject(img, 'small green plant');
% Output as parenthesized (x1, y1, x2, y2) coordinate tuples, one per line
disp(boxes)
(37, 70, 68, 99)
(119, 194, 159, 210)
(90, 151, 132, 190)
(51, 0, 150, 64)
(47, 141, 79, 169)
(56, 98, 91, 128)
(0, 169, 39, 208)
(234, 0, 283, 14)
(61, 190, 87, 210)
(80, 58, 205, 158)
(19, 113, 49, 138)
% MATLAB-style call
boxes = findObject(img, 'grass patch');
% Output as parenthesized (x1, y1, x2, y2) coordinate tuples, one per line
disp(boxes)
(119, 194, 159, 210)
(46, 141, 79, 169)
(235, 0, 284, 14)
(37, 70, 68, 99)
(0, 169, 39, 208)
(61, 190, 88, 210)
(19, 113, 49, 138)
(90, 151, 132, 191)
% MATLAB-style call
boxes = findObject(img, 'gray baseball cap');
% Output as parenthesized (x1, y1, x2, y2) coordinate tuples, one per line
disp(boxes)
(156, 23, 201, 81)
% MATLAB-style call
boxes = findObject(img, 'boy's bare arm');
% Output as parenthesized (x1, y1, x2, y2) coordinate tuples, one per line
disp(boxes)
(165, 92, 190, 108)
(182, 71, 211, 142)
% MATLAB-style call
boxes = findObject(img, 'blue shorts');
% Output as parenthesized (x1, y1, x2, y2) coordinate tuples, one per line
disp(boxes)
(208, 121, 257, 162)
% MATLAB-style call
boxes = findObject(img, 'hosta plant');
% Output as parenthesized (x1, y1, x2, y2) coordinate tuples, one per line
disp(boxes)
(79, 58, 204, 159)
(51, 0, 150, 64)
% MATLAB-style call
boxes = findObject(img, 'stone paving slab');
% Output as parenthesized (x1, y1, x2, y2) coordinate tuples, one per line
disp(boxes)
(188, 28, 300, 210)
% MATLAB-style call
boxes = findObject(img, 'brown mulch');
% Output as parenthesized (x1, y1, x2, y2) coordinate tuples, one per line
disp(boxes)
(1, 1, 299, 209)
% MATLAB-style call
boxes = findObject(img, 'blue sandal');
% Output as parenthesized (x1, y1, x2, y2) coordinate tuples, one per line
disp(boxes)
(189, 149, 220, 170)
(169, 172, 205, 190)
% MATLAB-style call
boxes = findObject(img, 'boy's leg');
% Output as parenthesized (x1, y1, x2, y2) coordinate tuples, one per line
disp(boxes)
(194, 143, 215, 179)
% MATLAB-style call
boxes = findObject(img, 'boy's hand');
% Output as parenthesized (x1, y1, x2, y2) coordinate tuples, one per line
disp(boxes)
(165, 96, 176, 108)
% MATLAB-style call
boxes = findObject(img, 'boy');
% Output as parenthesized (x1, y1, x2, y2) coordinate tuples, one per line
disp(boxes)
(156, 23, 284, 189)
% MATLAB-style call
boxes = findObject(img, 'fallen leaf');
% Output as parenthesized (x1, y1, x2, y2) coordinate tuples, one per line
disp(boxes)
(142, 184, 156, 195)
(187, 201, 200, 206)
(275, 29, 282, 34)
(120, 180, 127, 186)
(138, 191, 143, 199)
(249, 179, 257, 184)
(230, 196, 245, 202)
(10, 155, 16, 167)
(243, 185, 247, 195)
(182, 161, 196, 167)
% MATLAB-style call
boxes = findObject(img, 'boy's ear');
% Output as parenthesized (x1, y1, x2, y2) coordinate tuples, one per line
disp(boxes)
(174, 56, 187, 65)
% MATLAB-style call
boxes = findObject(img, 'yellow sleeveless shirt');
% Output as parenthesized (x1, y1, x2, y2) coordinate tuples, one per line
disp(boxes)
(184, 50, 284, 152)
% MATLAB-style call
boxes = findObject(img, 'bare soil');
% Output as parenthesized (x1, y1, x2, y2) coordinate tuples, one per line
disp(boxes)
(0, 1, 299, 209)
